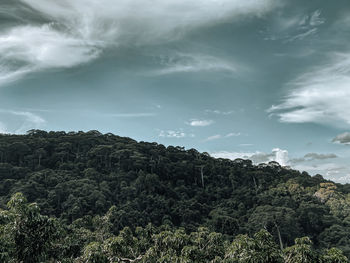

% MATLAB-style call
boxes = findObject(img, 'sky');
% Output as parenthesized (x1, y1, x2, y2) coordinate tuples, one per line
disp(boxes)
(1, 0, 350, 182)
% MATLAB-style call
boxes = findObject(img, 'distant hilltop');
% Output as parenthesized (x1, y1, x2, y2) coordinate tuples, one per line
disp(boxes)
(0, 129, 349, 258)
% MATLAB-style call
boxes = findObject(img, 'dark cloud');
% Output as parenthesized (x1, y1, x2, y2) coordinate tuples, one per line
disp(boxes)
(291, 152, 338, 163)
(333, 132, 350, 145)
(304, 153, 338, 160)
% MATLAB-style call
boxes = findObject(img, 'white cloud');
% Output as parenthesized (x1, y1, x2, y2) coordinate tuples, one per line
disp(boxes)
(225, 132, 241, 137)
(211, 151, 256, 160)
(211, 148, 289, 166)
(286, 28, 318, 42)
(204, 132, 240, 141)
(272, 148, 289, 166)
(205, 109, 235, 115)
(269, 53, 350, 127)
(12, 111, 46, 125)
(153, 53, 237, 75)
(109, 113, 156, 118)
(0, 110, 46, 134)
(308, 10, 325, 27)
(159, 129, 188, 138)
(205, 134, 222, 141)
(187, 119, 214, 127)
(330, 174, 350, 184)
(212, 148, 350, 183)
(0, 0, 277, 85)
(0, 122, 8, 134)
(264, 9, 325, 42)
(292, 162, 350, 183)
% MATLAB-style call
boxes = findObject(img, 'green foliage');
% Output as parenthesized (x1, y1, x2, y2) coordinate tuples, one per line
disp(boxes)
(224, 229, 283, 263)
(321, 248, 349, 263)
(0, 131, 349, 261)
(80, 242, 108, 263)
(0, 192, 58, 262)
(283, 237, 317, 263)
(0, 192, 349, 262)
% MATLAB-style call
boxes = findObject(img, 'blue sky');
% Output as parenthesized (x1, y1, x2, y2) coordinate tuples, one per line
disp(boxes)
(1, 0, 350, 182)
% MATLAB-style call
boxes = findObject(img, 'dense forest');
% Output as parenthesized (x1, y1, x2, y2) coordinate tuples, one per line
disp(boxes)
(0, 130, 350, 262)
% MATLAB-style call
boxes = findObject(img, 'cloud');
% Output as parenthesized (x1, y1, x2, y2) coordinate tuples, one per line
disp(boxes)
(211, 151, 257, 160)
(109, 113, 156, 118)
(159, 129, 193, 138)
(11, 111, 45, 125)
(264, 9, 325, 42)
(225, 132, 241, 137)
(187, 119, 214, 127)
(288, 152, 346, 182)
(211, 148, 289, 166)
(291, 153, 338, 163)
(212, 148, 350, 182)
(303, 153, 337, 160)
(0, 122, 8, 134)
(205, 109, 235, 115)
(203, 131, 241, 142)
(204, 132, 240, 141)
(0, 110, 46, 134)
(250, 148, 289, 166)
(292, 162, 350, 184)
(0, 0, 277, 85)
(308, 10, 326, 27)
(329, 174, 350, 184)
(204, 134, 222, 141)
(286, 28, 318, 42)
(153, 53, 237, 75)
(269, 52, 350, 126)
(333, 132, 350, 145)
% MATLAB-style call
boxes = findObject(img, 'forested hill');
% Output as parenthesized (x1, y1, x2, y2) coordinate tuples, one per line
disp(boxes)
(1, 130, 350, 261)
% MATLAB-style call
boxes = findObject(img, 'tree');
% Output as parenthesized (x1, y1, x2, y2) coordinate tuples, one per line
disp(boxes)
(0, 192, 58, 262)
(283, 237, 316, 263)
(80, 242, 108, 263)
(321, 248, 349, 263)
(248, 206, 301, 248)
(224, 229, 283, 263)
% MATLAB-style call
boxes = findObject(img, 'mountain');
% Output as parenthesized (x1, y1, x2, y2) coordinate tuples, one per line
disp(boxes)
(0, 130, 349, 262)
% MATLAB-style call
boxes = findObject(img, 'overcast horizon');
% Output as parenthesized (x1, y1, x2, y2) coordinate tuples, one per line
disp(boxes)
(1, 0, 350, 182)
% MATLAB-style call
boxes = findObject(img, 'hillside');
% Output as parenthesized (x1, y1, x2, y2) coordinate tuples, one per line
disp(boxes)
(0, 130, 350, 262)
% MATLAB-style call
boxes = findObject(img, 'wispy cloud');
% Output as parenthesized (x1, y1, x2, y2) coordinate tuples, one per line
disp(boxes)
(204, 134, 222, 141)
(291, 153, 338, 163)
(109, 113, 156, 118)
(11, 111, 46, 125)
(0, 122, 8, 134)
(204, 132, 240, 142)
(225, 132, 241, 137)
(152, 53, 237, 75)
(0, 0, 277, 85)
(264, 9, 325, 42)
(0, 109, 46, 134)
(187, 119, 214, 127)
(269, 52, 350, 126)
(205, 109, 235, 115)
(159, 129, 193, 138)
